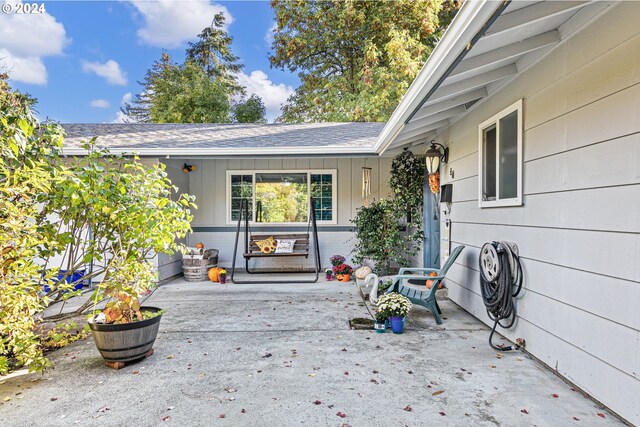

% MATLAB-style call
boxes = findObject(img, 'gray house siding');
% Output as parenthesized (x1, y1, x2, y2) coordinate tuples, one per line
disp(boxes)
(183, 157, 393, 270)
(436, 2, 639, 424)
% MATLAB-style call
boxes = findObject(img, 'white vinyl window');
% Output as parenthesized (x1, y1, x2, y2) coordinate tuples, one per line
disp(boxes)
(226, 170, 337, 225)
(478, 99, 523, 208)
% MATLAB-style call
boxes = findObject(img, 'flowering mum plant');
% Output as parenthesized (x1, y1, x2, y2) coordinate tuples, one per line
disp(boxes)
(330, 255, 346, 267)
(376, 292, 412, 318)
(333, 263, 353, 275)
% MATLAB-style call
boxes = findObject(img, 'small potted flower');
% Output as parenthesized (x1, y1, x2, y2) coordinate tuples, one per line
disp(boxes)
(373, 311, 388, 333)
(218, 269, 228, 284)
(376, 292, 412, 334)
(330, 254, 346, 268)
(333, 263, 353, 282)
(325, 268, 334, 281)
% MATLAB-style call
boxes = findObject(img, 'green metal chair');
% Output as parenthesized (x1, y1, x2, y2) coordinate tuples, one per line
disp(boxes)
(386, 245, 465, 325)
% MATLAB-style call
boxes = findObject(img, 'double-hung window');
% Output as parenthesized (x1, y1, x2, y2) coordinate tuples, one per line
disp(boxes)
(227, 170, 337, 224)
(478, 99, 523, 207)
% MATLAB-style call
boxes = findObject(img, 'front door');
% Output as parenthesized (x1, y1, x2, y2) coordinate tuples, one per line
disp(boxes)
(423, 176, 440, 268)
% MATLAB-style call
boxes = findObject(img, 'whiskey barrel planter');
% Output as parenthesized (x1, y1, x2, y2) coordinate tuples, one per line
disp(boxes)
(89, 307, 163, 363)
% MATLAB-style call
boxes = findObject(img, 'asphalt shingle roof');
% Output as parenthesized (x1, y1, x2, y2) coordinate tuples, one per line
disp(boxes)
(61, 122, 385, 153)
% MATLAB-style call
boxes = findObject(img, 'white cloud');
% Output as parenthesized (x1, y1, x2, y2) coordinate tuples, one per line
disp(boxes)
(111, 111, 129, 123)
(128, 0, 233, 48)
(121, 92, 133, 106)
(264, 22, 277, 46)
(109, 92, 135, 123)
(90, 99, 111, 109)
(0, 1, 68, 84)
(0, 49, 47, 85)
(236, 70, 294, 122)
(82, 60, 128, 86)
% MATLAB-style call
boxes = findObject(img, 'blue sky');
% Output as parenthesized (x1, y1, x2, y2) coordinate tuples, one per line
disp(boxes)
(0, 0, 298, 122)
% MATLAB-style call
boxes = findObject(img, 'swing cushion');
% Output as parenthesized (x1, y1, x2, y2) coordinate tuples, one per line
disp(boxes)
(245, 234, 310, 258)
(275, 239, 296, 253)
(256, 236, 276, 254)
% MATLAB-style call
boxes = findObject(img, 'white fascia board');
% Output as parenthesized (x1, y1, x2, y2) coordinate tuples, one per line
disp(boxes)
(374, 0, 506, 155)
(61, 145, 378, 157)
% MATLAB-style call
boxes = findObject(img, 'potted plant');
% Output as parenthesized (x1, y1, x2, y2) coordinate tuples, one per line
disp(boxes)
(333, 263, 353, 282)
(330, 254, 345, 268)
(325, 268, 334, 281)
(373, 311, 388, 333)
(376, 292, 412, 334)
(218, 269, 228, 284)
(42, 142, 195, 367)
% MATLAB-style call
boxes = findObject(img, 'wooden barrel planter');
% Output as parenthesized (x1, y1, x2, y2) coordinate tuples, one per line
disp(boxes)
(183, 249, 219, 282)
(89, 307, 163, 363)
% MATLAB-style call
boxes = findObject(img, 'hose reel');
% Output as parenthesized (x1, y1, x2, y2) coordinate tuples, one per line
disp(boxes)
(479, 241, 523, 351)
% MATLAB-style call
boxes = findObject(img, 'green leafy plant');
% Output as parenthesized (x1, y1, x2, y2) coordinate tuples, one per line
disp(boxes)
(389, 150, 426, 227)
(0, 74, 65, 374)
(351, 151, 425, 274)
(40, 142, 196, 324)
(376, 292, 412, 318)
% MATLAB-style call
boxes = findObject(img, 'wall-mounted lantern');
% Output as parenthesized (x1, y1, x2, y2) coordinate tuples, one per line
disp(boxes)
(424, 140, 449, 175)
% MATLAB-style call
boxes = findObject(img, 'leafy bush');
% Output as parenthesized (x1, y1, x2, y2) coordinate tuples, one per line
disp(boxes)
(351, 151, 425, 274)
(0, 74, 65, 374)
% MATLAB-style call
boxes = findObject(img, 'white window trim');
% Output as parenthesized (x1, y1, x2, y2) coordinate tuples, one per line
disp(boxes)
(226, 169, 338, 226)
(477, 99, 523, 208)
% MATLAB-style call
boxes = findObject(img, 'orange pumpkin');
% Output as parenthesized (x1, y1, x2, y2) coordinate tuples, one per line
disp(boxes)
(426, 272, 443, 289)
(195, 242, 204, 249)
(208, 267, 223, 282)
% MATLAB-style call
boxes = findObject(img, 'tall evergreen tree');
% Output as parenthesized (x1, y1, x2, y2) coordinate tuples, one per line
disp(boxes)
(124, 13, 245, 123)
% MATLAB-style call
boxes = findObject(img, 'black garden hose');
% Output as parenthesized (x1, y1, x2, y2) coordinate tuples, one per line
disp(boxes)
(479, 241, 523, 351)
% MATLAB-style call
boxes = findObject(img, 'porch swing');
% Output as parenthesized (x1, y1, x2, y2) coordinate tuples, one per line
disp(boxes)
(230, 197, 321, 284)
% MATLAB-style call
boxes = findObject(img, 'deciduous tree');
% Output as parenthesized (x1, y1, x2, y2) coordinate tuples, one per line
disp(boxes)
(269, 0, 460, 122)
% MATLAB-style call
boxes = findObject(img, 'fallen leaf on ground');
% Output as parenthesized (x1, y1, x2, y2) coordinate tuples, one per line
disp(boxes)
(573, 416, 580, 421)
(439, 411, 446, 416)
(370, 379, 378, 384)
(489, 365, 497, 368)
(162, 415, 170, 421)
(313, 400, 322, 405)
(262, 353, 272, 358)
(308, 373, 316, 377)
(132, 371, 140, 375)
(407, 370, 414, 374)
(96, 406, 109, 413)
(336, 412, 347, 418)
(224, 387, 237, 393)
(341, 348, 347, 352)
(344, 372, 349, 375)
(372, 370, 379, 374)
(552, 393, 559, 398)
(597, 413, 606, 419)
(521, 409, 529, 414)
(50, 397, 58, 401)
(432, 390, 445, 396)
(404, 405, 412, 412)
(241, 409, 246, 413)
(167, 355, 174, 359)
(219, 413, 225, 418)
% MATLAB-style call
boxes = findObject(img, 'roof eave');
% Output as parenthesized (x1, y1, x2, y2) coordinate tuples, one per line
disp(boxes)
(61, 145, 379, 158)
(374, 0, 507, 155)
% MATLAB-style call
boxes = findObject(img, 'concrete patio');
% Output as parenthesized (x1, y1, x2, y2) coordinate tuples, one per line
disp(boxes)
(0, 278, 622, 426)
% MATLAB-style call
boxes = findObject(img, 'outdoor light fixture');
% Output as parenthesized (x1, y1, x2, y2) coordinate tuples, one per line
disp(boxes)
(424, 140, 448, 175)
(182, 163, 196, 174)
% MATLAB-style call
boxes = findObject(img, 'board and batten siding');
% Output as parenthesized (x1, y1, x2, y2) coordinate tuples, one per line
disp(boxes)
(435, 2, 639, 424)
(184, 157, 393, 269)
